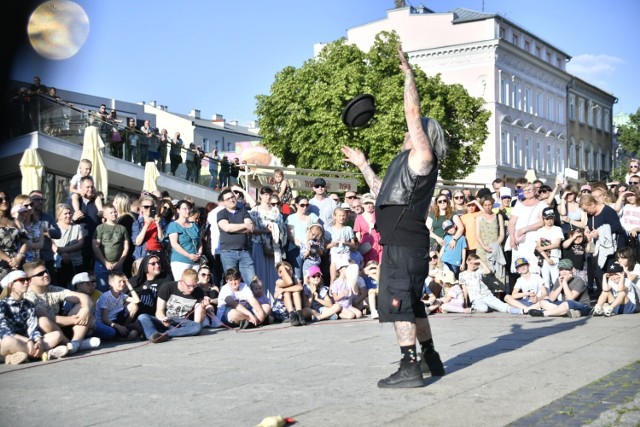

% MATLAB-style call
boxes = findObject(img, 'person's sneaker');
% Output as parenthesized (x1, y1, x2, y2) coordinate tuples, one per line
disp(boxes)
(289, 311, 301, 327)
(420, 350, 445, 376)
(371, 310, 379, 320)
(4, 351, 28, 365)
(67, 341, 80, 354)
(79, 337, 101, 351)
(328, 313, 339, 321)
(149, 332, 169, 343)
(603, 305, 614, 317)
(567, 309, 582, 318)
(592, 305, 603, 316)
(378, 360, 424, 388)
(239, 319, 253, 329)
(296, 310, 307, 326)
(47, 345, 69, 360)
(528, 309, 544, 317)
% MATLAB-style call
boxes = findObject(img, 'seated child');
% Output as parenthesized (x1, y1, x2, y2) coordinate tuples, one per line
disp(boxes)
(217, 268, 265, 329)
(274, 261, 306, 326)
(432, 270, 470, 314)
(362, 260, 379, 319)
(302, 265, 340, 321)
(593, 262, 638, 316)
(330, 258, 363, 320)
(94, 273, 140, 340)
(250, 277, 273, 326)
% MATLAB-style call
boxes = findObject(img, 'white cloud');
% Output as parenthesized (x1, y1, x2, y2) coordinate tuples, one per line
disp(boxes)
(567, 54, 625, 79)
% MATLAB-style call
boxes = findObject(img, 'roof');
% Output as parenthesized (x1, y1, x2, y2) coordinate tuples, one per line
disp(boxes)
(449, 7, 497, 24)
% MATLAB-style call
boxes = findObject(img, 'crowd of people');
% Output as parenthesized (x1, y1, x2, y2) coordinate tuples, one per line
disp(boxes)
(2, 76, 639, 368)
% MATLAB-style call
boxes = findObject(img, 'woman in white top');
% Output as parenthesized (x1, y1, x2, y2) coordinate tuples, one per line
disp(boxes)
(507, 183, 547, 274)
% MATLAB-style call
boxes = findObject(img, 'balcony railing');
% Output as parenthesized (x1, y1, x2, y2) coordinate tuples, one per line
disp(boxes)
(5, 93, 217, 187)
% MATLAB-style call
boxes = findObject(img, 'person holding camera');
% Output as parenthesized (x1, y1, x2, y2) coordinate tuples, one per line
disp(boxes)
(131, 195, 165, 262)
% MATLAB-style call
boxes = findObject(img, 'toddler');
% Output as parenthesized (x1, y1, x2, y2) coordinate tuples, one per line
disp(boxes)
(70, 158, 103, 213)
(330, 258, 363, 319)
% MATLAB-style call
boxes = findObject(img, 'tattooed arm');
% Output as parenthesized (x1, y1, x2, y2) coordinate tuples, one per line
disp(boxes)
(398, 44, 435, 177)
(340, 146, 382, 197)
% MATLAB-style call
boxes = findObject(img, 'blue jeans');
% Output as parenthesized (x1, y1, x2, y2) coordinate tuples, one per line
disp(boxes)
(220, 249, 255, 283)
(137, 314, 202, 340)
(285, 244, 302, 281)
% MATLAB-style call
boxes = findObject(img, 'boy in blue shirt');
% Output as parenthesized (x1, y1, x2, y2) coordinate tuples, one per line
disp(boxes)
(439, 219, 467, 278)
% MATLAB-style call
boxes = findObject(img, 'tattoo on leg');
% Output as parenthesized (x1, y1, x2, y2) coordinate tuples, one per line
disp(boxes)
(394, 321, 417, 346)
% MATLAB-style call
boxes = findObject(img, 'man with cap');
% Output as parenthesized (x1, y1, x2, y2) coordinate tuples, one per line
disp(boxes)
(343, 190, 359, 209)
(0, 270, 70, 364)
(341, 44, 446, 388)
(504, 257, 547, 313)
(308, 177, 337, 231)
(592, 262, 638, 316)
(528, 259, 592, 318)
(531, 207, 564, 293)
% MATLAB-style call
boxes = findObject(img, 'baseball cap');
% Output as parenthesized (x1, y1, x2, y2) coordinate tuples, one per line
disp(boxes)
(499, 187, 512, 199)
(607, 263, 624, 274)
(308, 265, 322, 277)
(72, 272, 92, 286)
(558, 259, 574, 270)
(442, 220, 455, 232)
(313, 178, 326, 187)
(0, 270, 28, 289)
(580, 184, 592, 192)
(514, 257, 529, 268)
(542, 207, 555, 218)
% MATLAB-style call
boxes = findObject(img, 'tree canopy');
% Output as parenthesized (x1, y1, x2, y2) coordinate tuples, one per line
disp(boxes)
(255, 31, 490, 186)
(610, 108, 640, 181)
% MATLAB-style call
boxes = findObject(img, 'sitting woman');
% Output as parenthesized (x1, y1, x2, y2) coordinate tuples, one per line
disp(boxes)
(0, 270, 69, 364)
(51, 203, 85, 288)
(0, 191, 29, 281)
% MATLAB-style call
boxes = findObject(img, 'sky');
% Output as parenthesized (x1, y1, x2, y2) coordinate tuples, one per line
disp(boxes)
(9, 0, 640, 127)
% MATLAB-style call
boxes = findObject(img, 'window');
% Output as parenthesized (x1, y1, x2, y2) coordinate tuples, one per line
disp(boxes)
(547, 97, 553, 121)
(524, 138, 532, 168)
(501, 78, 508, 106)
(501, 130, 509, 165)
(499, 26, 505, 39)
(569, 95, 575, 120)
(524, 40, 530, 52)
(202, 137, 209, 153)
(547, 144, 553, 173)
(596, 107, 602, 129)
(536, 141, 543, 171)
(579, 141, 585, 168)
(557, 101, 564, 125)
(578, 98, 585, 123)
(524, 88, 531, 113)
(604, 110, 610, 132)
(536, 93, 543, 117)
(514, 135, 521, 168)
(556, 147, 564, 172)
(546, 52, 551, 63)
(535, 45, 542, 57)
(556, 56, 562, 68)
(588, 103, 594, 126)
(569, 138, 576, 168)
(513, 83, 521, 110)
(512, 33, 519, 46)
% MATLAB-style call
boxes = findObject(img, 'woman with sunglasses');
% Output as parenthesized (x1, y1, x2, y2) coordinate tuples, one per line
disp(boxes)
(451, 190, 467, 216)
(558, 185, 586, 236)
(427, 195, 463, 251)
(285, 195, 319, 281)
(166, 200, 201, 281)
(508, 183, 547, 276)
(0, 191, 29, 282)
(250, 186, 286, 297)
(12, 194, 44, 263)
(624, 159, 640, 186)
(130, 253, 170, 318)
(475, 197, 506, 284)
(132, 195, 166, 266)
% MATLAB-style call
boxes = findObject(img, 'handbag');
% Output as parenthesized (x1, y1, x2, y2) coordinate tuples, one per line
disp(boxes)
(260, 234, 275, 256)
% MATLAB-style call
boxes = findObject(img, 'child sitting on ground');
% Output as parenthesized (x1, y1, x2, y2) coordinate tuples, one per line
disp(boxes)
(300, 223, 325, 279)
(330, 258, 363, 320)
(431, 270, 471, 314)
(302, 265, 340, 322)
(94, 273, 140, 340)
(274, 261, 306, 326)
(250, 277, 273, 326)
(362, 260, 379, 319)
(69, 158, 103, 213)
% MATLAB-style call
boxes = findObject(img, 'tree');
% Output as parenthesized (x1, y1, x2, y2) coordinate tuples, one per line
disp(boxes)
(255, 31, 490, 184)
(394, 0, 407, 8)
(611, 108, 640, 181)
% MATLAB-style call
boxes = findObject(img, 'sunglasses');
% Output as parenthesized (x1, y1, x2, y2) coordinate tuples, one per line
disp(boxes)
(0, 197, 7, 203)
(23, 203, 33, 208)
(453, 196, 464, 200)
(345, 195, 356, 199)
(430, 255, 438, 260)
(298, 203, 308, 207)
(199, 272, 211, 277)
(437, 200, 448, 204)
(141, 205, 153, 209)
(30, 269, 49, 278)
(314, 185, 326, 188)
(12, 277, 28, 284)
(630, 182, 640, 185)
(581, 190, 591, 193)
(147, 261, 160, 266)
(311, 274, 322, 278)
(270, 202, 279, 206)
(30, 197, 44, 202)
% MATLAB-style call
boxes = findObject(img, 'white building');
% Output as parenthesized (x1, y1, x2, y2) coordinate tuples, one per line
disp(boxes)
(346, 6, 616, 185)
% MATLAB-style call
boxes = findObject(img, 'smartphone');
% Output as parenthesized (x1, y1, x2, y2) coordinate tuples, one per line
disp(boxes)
(149, 205, 157, 217)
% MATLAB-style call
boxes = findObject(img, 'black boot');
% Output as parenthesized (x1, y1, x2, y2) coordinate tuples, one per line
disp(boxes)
(297, 310, 307, 326)
(420, 350, 445, 376)
(377, 360, 424, 388)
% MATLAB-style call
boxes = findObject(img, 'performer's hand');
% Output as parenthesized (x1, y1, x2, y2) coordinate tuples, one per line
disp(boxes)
(341, 146, 366, 168)
(398, 44, 411, 73)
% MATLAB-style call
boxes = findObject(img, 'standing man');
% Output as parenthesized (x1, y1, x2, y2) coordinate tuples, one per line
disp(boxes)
(68, 176, 101, 271)
(217, 188, 256, 283)
(308, 177, 337, 231)
(29, 190, 61, 283)
(341, 45, 446, 388)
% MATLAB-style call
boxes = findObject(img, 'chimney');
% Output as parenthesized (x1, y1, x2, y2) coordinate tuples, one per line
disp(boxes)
(189, 109, 201, 119)
(150, 100, 157, 107)
(229, 120, 239, 126)
(212, 114, 224, 121)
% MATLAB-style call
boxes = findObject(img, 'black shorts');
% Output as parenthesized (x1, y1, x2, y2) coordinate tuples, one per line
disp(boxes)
(378, 244, 428, 322)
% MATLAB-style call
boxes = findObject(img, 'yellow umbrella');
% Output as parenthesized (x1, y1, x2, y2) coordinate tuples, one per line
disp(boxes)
(81, 124, 108, 198)
(143, 161, 160, 193)
(19, 148, 45, 194)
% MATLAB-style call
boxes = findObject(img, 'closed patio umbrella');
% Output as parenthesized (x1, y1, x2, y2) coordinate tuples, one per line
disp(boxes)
(143, 161, 160, 193)
(81, 122, 108, 198)
(19, 148, 45, 194)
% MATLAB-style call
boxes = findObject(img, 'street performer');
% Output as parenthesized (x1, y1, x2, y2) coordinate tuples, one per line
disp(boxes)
(341, 44, 446, 388)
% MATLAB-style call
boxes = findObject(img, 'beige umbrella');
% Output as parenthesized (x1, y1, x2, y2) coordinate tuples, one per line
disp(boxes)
(143, 161, 160, 193)
(81, 124, 108, 198)
(19, 148, 45, 194)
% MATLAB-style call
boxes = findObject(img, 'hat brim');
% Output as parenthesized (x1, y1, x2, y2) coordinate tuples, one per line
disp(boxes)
(342, 94, 375, 128)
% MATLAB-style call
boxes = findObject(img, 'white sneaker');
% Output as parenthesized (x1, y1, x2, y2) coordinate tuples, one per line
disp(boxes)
(47, 345, 69, 360)
(603, 305, 614, 317)
(79, 337, 101, 351)
(67, 341, 80, 354)
(592, 305, 603, 316)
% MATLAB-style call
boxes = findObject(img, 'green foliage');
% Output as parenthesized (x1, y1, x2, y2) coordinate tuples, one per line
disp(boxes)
(611, 108, 640, 181)
(255, 31, 490, 186)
